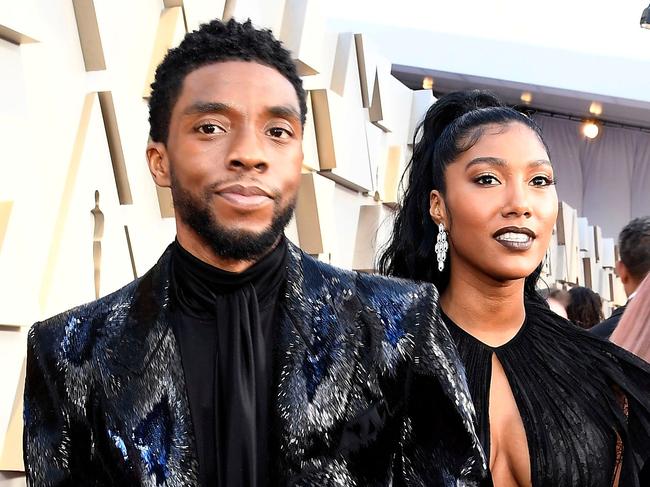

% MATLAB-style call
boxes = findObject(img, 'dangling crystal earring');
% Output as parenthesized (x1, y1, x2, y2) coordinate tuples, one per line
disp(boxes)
(435, 222, 449, 272)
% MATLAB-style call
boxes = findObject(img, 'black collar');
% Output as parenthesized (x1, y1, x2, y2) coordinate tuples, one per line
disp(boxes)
(170, 238, 288, 315)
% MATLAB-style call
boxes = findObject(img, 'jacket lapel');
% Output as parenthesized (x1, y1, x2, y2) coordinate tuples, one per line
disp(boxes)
(275, 243, 365, 474)
(100, 246, 199, 484)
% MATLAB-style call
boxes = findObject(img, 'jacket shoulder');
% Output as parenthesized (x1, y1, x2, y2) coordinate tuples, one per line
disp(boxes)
(29, 277, 141, 356)
(299, 251, 436, 309)
(301, 251, 438, 339)
(590, 313, 622, 338)
(355, 272, 438, 337)
(591, 305, 625, 338)
(356, 271, 436, 300)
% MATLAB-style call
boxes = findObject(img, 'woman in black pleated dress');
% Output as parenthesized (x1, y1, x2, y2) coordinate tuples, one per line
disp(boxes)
(379, 90, 650, 486)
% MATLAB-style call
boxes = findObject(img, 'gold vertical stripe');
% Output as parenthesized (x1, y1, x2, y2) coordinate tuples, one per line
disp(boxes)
(71, 0, 106, 71)
(123, 225, 138, 279)
(143, 7, 185, 99)
(98, 91, 133, 205)
(0, 200, 13, 254)
(0, 357, 25, 471)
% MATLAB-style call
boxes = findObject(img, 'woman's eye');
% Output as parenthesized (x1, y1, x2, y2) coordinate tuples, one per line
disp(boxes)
(267, 127, 291, 139)
(530, 175, 554, 186)
(475, 174, 500, 185)
(197, 123, 224, 135)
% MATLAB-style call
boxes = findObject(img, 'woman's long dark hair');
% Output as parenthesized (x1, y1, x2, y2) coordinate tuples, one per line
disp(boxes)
(377, 90, 550, 303)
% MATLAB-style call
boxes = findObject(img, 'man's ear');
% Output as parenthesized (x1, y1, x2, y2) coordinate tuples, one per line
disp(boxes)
(429, 190, 447, 226)
(616, 260, 630, 285)
(146, 142, 171, 188)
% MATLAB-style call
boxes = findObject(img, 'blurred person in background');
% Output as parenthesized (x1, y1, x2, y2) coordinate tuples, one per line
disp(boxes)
(611, 274, 650, 362)
(566, 286, 604, 330)
(379, 89, 650, 486)
(611, 274, 650, 484)
(592, 216, 650, 339)
(546, 288, 569, 318)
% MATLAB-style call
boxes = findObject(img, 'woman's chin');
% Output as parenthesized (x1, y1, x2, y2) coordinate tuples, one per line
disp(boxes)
(488, 266, 540, 284)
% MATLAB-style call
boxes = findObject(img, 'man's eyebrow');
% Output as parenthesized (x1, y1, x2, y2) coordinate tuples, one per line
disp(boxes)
(182, 101, 232, 116)
(267, 105, 301, 122)
(181, 102, 301, 122)
(465, 156, 552, 170)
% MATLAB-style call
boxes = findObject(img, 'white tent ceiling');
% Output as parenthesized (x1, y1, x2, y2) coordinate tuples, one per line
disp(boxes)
(325, 0, 650, 129)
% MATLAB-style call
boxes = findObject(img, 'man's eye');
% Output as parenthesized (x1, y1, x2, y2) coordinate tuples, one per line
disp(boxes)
(267, 127, 291, 139)
(197, 123, 224, 135)
(475, 174, 500, 185)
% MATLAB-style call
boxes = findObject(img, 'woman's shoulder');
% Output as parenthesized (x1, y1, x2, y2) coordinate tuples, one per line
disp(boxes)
(524, 298, 650, 388)
(525, 297, 650, 402)
(526, 298, 602, 339)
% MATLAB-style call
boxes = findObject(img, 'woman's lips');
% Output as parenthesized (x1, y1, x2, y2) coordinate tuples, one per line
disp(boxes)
(494, 231, 534, 250)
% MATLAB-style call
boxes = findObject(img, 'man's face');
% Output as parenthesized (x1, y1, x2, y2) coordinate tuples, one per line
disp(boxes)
(148, 61, 304, 262)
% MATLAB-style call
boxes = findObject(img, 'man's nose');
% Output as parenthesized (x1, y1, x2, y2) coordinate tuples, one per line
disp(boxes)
(226, 127, 268, 173)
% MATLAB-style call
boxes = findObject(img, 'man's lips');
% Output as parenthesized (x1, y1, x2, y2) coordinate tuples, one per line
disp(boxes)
(216, 184, 273, 208)
(493, 226, 536, 250)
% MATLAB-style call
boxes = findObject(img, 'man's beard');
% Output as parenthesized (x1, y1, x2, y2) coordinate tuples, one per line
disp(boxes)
(171, 174, 296, 261)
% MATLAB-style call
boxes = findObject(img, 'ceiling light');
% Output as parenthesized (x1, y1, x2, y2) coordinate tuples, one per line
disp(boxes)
(422, 76, 434, 90)
(641, 4, 650, 29)
(589, 102, 603, 116)
(582, 121, 599, 139)
(520, 92, 533, 104)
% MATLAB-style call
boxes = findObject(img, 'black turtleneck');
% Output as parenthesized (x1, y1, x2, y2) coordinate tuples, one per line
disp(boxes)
(169, 238, 288, 487)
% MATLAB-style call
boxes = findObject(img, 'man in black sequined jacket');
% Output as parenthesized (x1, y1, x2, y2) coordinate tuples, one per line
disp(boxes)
(23, 18, 487, 486)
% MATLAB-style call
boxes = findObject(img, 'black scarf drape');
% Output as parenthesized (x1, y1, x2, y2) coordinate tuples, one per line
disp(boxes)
(169, 238, 287, 486)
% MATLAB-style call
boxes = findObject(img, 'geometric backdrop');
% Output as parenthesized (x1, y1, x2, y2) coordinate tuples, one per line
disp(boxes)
(0, 1, 629, 482)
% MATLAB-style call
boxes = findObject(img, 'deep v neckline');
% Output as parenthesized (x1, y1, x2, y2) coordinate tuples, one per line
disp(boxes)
(441, 303, 628, 486)
(441, 311, 532, 486)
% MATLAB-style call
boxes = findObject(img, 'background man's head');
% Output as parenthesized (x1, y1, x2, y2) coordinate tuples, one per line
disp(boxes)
(617, 216, 650, 296)
(146, 19, 307, 265)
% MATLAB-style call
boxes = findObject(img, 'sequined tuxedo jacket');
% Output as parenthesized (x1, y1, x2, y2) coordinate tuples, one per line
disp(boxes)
(24, 242, 487, 486)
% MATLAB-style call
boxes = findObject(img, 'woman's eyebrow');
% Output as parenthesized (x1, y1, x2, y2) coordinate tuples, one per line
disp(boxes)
(528, 159, 552, 167)
(465, 157, 551, 170)
(465, 157, 507, 170)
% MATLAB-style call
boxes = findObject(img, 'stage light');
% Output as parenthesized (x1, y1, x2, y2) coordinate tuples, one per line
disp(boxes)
(641, 4, 650, 29)
(422, 76, 434, 90)
(589, 102, 603, 116)
(582, 121, 599, 139)
(520, 92, 533, 104)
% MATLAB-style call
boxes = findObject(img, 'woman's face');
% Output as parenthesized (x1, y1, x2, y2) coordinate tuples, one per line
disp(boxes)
(430, 122, 558, 284)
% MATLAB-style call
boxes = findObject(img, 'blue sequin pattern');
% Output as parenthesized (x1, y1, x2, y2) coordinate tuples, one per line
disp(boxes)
(301, 296, 339, 401)
(108, 429, 128, 461)
(133, 396, 172, 484)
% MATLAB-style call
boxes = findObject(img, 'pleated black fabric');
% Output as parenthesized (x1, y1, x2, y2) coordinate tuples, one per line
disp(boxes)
(443, 299, 650, 487)
(169, 238, 287, 487)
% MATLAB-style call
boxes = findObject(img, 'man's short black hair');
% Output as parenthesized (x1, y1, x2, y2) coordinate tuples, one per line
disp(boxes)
(619, 216, 650, 281)
(148, 18, 307, 143)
